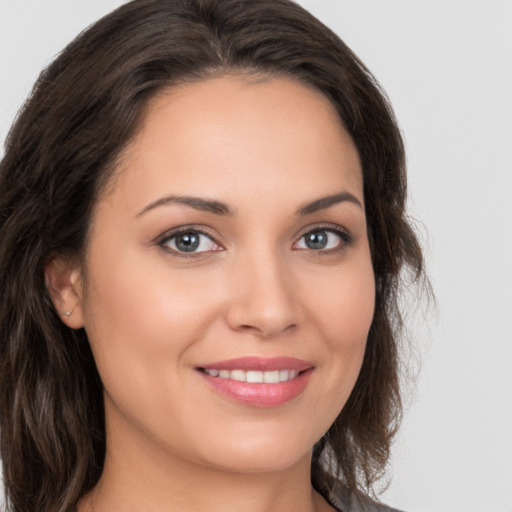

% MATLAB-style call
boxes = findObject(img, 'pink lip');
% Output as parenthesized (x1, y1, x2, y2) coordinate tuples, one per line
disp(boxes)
(197, 357, 315, 408)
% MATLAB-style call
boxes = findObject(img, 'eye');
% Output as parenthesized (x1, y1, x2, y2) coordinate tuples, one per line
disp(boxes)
(294, 227, 352, 252)
(159, 228, 222, 255)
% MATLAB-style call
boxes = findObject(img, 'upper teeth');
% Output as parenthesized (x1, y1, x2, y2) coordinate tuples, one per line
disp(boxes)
(203, 369, 298, 383)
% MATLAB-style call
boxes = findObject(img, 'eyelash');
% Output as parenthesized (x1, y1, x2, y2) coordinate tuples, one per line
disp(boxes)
(156, 224, 354, 259)
(157, 226, 221, 259)
(294, 224, 355, 256)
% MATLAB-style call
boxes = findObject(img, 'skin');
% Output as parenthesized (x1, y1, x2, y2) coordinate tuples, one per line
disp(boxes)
(47, 76, 375, 512)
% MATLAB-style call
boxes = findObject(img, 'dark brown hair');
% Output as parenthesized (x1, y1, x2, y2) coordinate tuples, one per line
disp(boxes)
(0, 1, 425, 511)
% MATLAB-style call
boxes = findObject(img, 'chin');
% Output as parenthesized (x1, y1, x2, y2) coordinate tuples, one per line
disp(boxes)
(194, 429, 316, 474)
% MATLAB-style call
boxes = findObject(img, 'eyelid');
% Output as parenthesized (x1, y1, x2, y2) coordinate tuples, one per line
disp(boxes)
(154, 222, 354, 258)
(296, 222, 350, 237)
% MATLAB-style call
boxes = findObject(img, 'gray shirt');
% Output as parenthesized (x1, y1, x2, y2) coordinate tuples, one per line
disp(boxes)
(329, 490, 404, 512)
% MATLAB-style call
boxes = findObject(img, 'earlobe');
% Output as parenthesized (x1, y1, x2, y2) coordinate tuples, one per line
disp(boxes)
(44, 255, 85, 329)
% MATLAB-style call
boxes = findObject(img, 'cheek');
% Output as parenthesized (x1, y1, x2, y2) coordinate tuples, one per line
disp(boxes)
(312, 255, 375, 350)
(308, 255, 375, 409)
(79, 246, 220, 398)
(79, 251, 230, 454)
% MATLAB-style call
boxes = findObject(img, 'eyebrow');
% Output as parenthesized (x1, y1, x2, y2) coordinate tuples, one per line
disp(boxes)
(136, 195, 234, 217)
(136, 190, 363, 218)
(296, 191, 363, 215)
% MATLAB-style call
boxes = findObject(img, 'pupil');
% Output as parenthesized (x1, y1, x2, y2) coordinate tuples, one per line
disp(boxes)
(306, 231, 327, 250)
(176, 232, 200, 252)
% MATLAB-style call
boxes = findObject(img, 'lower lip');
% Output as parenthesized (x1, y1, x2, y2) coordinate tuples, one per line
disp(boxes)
(199, 369, 314, 407)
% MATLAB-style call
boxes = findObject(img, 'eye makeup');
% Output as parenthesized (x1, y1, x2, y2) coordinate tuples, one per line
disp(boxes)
(293, 222, 355, 257)
(155, 222, 355, 259)
(156, 225, 223, 259)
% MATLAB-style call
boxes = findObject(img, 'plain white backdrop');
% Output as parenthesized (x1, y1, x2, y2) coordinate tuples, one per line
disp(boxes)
(0, 1, 511, 511)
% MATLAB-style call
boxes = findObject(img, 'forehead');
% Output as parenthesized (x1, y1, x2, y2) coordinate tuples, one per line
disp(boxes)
(107, 75, 363, 214)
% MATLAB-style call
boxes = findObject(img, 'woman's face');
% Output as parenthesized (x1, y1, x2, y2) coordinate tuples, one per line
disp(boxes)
(65, 76, 375, 474)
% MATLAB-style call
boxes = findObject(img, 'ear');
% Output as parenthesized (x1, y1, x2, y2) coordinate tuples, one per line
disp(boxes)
(45, 254, 85, 329)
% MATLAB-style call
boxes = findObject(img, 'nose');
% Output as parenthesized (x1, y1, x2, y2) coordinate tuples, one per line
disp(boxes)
(224, 249, 301, 339)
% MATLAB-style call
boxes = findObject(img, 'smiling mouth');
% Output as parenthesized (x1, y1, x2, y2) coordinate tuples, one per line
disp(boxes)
(195, 356, 314, 406)
(198, 368, 306, 383)
(196, 357, 315, 407)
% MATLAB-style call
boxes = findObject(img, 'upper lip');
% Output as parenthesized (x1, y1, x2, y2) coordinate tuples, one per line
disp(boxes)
(198, 356, 314, 372)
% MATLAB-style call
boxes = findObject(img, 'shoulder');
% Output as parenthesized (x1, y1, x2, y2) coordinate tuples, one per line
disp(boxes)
(328, 489, 405, 512)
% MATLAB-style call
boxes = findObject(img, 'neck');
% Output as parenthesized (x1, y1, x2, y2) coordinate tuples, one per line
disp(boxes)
(87, 453, 329, 512)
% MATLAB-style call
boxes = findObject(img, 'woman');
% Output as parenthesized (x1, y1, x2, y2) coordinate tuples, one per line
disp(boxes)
(0, 1, 425, 511)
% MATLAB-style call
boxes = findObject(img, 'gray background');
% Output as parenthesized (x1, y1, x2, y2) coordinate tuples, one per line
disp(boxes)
(1, 1, 511, 511)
